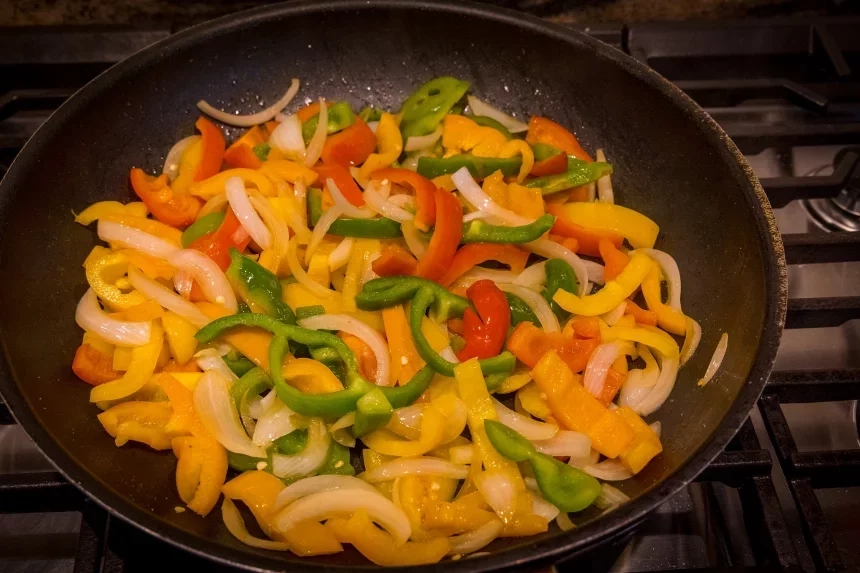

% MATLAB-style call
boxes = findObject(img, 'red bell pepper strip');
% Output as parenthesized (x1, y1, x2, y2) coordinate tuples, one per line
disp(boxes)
(369, 168, 436, 231)
(599, 238, 630, 282)
(546, 204, 623, 257)
(72, 343, 120, 386)
(525, 116, 593, 163)
(223, 121, 278, 170)
(188, 208, 251, 270)
(529, 151, 568, 177)
(372, 245, 418, 277)
(414, 188, 463, 283)
(456, 280, 510, 361)
(320, 117, 376, 169)
(313, 163, 364, 207)
(506, 322, 599, 373)
(597, 367, 626, 406)
(130, 168, 202, 229)
(438, 243, 529, 287)
(194, 117, 226, 181)
(624, 299, 658, 326)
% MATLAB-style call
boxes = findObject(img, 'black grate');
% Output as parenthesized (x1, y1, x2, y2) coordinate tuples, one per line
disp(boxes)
(2, 13, 860, 573)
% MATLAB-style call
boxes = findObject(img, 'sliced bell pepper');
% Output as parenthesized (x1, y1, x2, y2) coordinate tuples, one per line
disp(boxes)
(599, 238, 630, 282)
(546, 203, 623, 257)
(85, 250, 146, 310)
(223, 121, 278, 170)
(616, 406, 663, 474)
(461, 214, 554, 244)
(100, 213, 183, 245)
(129, 168, 202, 229)
(417, 154, 521, 180)
(442, 114, 507, 157)
(566, 315, 601, 339)
(181, 211, 225, 248)
(525, 116, 593, 162)
(75, 201, 149, 225)
(553, 252, 653, 316)
(382, 305, 424, 385)
(162, 311, 198, 365)
(400, 76, 470, 139)
(471, 114, 513, 139)
(307, 187, 401, 238)
(529, 144, 568, 177)
(641, 265, 687, 335)
(314, 163, 364, 207)
(261, 159, 319, 186)
(625, 298, 658, 326)
(506, 322, 599, 373)
(97, 401, 174, 450)
(193, 116, 227, 181)
(372, 245, 417, 277)
(190, 168, 275, 200)
(505, 293, 539, 327)
(226, 248, 296, 325)
(340, 332, 378, 382)
(357, 276, 469, 318)
(370, 168, 436, 231)
(188, 208, 251, 270)
(340, 238, 380, 312)
(358, 112, 403, 181)
(414, 187, 463, 283)
(457, 280, 510, 361)
(320, 116, 376, 169)
(72, 343, 118, 386)
(438, 243, 529, 287)
(542, 258, 577, 321)
(89, 322, 163, 403)
(499, 139, 534, 182)
(525, 157, 612, 196)
(596, 357, 627, 406)
(600, 323, 680, 359)
(558, 202, 660, 249)
(221, 470, 288, 541)
(301, 101, 355, 144)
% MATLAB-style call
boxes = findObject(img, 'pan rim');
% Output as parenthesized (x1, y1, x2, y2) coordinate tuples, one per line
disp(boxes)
(0, 0, 787, 570)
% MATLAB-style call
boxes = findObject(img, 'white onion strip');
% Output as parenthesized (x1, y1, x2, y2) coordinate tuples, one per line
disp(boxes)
(358, 457, 468, 483)
(75, 288, 151, 346)
(533, 431, 591, 459)
(680, 317, 702, 366)
(401, 221, 427, 259)
(530, 492, 561, 522)
(499, 284, 559, 333)
(221, 499, 290, 551)
(287, 237, 338, 298)
(194, 370, 266, 458)
(97, 220, 180, 260)
(698, 333, 728, 387)
(447, 519, 503, 555)
(523, 238, 589, 296)
(128, 267, 209, 328)
(600, 300, 627, 326)
(513, 261, 547, 290)
(305, 204, 344, 265)
(328, 237, 354, 271)
(594, 483, 630, 510)
(251, 399, 299, 447)
(162, 135, 200, 181)
(303, 98, 327, 167)
(595, 149, 614, 204)
(299, 314, 390, 387)
(226, 177, 271, 250)
(273, 475, 378, 512)
(197, 78, 300, 127)
(618, 345, 660, 409)
(631, 353, 680, 416)
(271, 419, 330, 478)
(462, 210, 492, 223)
(168, 249, 238, 313)
(467, 95, 529, 133)
(327, 179, 375, 219)
(583, 341, 627, 398)
(584, 459, 632, 481)
(364, 181, 414, 222)
(194, 348, 238, 381)
(404, 126, 443, 152)
(269, 113, 305, 157)
(197, 193, 228, 219)
(636, 248, 682, 310)
(452, 167, 533, 226)
(491, 398, 558, 441)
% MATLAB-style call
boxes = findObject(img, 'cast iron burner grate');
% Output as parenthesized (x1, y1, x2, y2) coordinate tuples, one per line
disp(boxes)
(1, 15, 860, 573)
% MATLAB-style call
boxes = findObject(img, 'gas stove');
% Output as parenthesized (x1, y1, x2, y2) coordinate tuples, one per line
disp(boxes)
(1, 15, 859, 573)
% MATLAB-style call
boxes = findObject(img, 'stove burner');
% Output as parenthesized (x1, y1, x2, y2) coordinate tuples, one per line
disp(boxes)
(800, 148, 860, 232)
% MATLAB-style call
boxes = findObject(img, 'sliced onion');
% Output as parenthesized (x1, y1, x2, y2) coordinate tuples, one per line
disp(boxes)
(194, 370, 266, 458)
(387, 194, 415, 211)
(252, 399, 299, 447)
(299, 314, 389, 387)
(292, 179, 310, 241)
(600, 300, 627, 326)
(440, 347, 459, 363)
(366, 121, 379, 133)
(453, 268, 518, 290)
(568, 449, 600, 470)
(513, 261, 547, 290)
(328, 238, 354, 271)
(271, 418, 329, 478)
(584, 459, 632, 481)
(594, 483, 630, 510)
(556, 512, 577, 532)
(680, 317, 702, 366)
(404, 126, 443, 152)
(499, 284, 559, 332)
(698, 333, 728, 387)
(631, 353, 680, 416)
(358, 457, 468, 483)
(226, 176, 271, 250)
(273, 488, 411, 545)
(529, 492, 560, 522)
(583, 341, 627, 398)
(595, 149, 614, 204)
(250, 390, 278, 420)
(305, 204, 344, 265)
(303, 98, 327, 167)
(466, 95, 528, 133)
(586, 262, 606, 285)
(197, 78, 300, 127)
(447, 519, 503, 556)
(248, 193, 289, 263)
(618, 345, 660, 409)
(650, 421, 662, 439)
(492, 398, 558, 440)
(270, 113, 305, 158)
(474, 469, 517, 521)
(401, 221, 427, 259)
(97, 220, 180, 260)
(452, 167, 533, 226)
(127, 267, 207, 328)
(162, 135, 200, 181)
(197, 192, 228, 219)
(448, 444, 475, 465)
(173, 270, 193, 298)
(533, 431, 591, 459)
(221, 499, 290, 551)
(327, 179, 375, 219)
(286, 237, 338, 298)
(524, 238, 588, 296)
(636, 248, 682, 310)
(364, 181, 414, 222)
(330, 412, 356, 447)
(194, 348, 238, 382)
(273, 475, 377, 512)
(168, 249, 237, 312)
(75, 288, 151, 346)
(463, 210, 492, 223)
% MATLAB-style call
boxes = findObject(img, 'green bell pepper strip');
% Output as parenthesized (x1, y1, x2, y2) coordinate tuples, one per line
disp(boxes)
(525, 157, 613, 196)
(230, 366, 272, 416)
(356, 276, 470, 321)
(224, 349, 257, 377)
(295, 305, 326, 321)
(470, 115, 513, 140)
(274, 429, 308, 455)
(352, 388, 393, 438)
(227, 451, 267, 472)
(506, 292, 539, 327)
(399, 76, 470, 139)
(180, 211, 225, 248)
(308, 187, 402, 239)
(318, 442, 355, 476)
(417, 154, 521, 180)
(484, 419, 600, 513)
(461, 214, 555, 244)
(253, 142, 271, 162)
(531, 142, 562, 162)
(358, 106, 383, 123)
(542, 259, 577, 321)
(409, 286, 516, 378)
(301, 102, 355, 145)
(226, 248, 296, 325)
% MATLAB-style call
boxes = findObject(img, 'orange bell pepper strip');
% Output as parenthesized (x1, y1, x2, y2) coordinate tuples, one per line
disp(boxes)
(339, 332, 378, 381)
(438, 243, 529, 288)
(506, 322, 600, 373)
(382, 305, 424, 385)
(313, 163, 364, 206)
(566, 316, 601, 339)
(415, 188, 463, 283)
(546, 203, 624, 257)
(194, 116, 226, 181)
(188, 208, 251, 270)
(529, 150, 568, 176)
(223, 121, 278, 170)
(221, 470, 288, 541)
(624, 299, 658, 326)
(370, 168, 436, 231)
(129, 168, 202, 228)
(72, 343, 119, 386)
(320, 116, 376, 169)
(372, 245, 417, 277)
(549, 234, 580, 253)
(525, 116, 593, 162)
(595, 358, 627, 406)
(599, 238, 630, 282)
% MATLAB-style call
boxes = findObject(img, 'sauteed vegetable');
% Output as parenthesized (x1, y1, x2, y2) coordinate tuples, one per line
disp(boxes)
(72, 76, 726, 565)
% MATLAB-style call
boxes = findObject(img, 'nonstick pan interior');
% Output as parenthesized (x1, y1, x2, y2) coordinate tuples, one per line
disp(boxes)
(0, 1, 785, 570)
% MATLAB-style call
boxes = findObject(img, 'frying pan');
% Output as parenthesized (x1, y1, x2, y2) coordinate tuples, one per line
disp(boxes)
(0, 0, 786, 570)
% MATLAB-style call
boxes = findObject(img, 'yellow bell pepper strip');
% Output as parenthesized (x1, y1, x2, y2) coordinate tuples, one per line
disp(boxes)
(111, 346, 132, 371)
(361, 394, 460, 457)
(358, 112, 403, 182)
(615, 406, 663, 474)
(119, 249, 175, 280)
(326, 510, 449, 566)
(496, 369, 532, 394)
(442, 114, 507, 157)
(516, 382, 552, 420)
(479, 170, 545, 220)
(283, 521, 344, 557)
(422, 498, 497, 535)
(499, 139, 534, 182)
(340, 239, 380, 311)
(500, 513, 550, 537)
(600, 323, 680, 360)
(160, 373, 228, 516)
(75, 201, 148, 225)
(558, 202, 659, 249)
(161, 311, 198, 365)
(108, 300, 164, 322)
(189, 168, 275, 200)
(382, 305, 424, 385)
(393, 475, 445, 541)
(532, 350, 635, 458)
(259, 159, 319, 186)
(197, 301, 277, 370)
(89, 322, 163, 403)
(97, 401, 174, 450)
(221, 471, 288, 541)
(553, 252, 653, 316)
(641, 265, 687, 335)
(283, 357, 345, 394)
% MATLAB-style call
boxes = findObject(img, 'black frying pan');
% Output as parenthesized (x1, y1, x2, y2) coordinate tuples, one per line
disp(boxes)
(0, 1, 786, 570)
